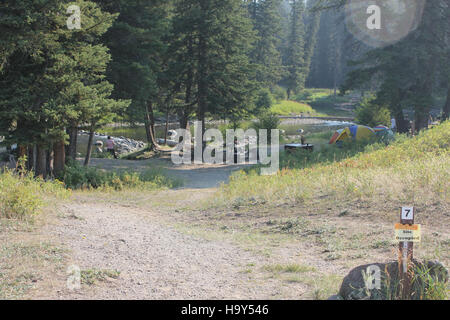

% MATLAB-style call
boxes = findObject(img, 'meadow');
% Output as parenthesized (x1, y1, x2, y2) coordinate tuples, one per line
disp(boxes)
(215, 121, 450, 211)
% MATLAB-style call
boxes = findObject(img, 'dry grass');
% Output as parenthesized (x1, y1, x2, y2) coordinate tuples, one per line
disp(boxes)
(214, 121, 450, 213)
(0, 240, 67, 299)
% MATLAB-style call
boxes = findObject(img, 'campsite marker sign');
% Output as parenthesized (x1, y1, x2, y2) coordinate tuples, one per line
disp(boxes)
(396, 206, 421, 299)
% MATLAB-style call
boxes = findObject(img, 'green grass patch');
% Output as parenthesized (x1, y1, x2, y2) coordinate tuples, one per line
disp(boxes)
(264, 263, 317, 273)
(80, 269, 120, 286)
(293, 88, 356, 117)
(270, 100, 316, 116)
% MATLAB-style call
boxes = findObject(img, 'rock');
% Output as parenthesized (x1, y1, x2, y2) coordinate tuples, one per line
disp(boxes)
(338, 260, 448, 300)
(78, 132, 146, 156)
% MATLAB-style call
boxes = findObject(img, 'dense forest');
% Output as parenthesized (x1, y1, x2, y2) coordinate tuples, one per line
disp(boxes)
(0, 0, 449, 178)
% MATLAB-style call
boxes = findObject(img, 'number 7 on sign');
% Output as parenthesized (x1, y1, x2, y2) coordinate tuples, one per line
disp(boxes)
(401, 207, 414, 221)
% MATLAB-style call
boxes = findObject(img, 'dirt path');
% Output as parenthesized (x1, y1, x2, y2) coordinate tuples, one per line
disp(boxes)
(87, 157, 252, 189)
(30, 160, 308, 299)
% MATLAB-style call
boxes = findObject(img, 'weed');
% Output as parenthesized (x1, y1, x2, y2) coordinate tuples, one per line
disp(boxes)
(80, 269, 120, 285)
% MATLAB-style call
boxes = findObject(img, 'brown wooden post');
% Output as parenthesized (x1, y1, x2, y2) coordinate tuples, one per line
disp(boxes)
(398, 207, 414, 299)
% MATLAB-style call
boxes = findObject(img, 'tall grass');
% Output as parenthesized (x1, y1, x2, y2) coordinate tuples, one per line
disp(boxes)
(270, 100, 316, 116)
(62, 160, 183, 191)
(0, 169, 69, 220)
(216, 121, 450, 208)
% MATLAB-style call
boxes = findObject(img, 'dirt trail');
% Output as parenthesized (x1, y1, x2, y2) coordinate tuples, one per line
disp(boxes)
(87, 157, 251, 189)
(31, 160, 307, 299)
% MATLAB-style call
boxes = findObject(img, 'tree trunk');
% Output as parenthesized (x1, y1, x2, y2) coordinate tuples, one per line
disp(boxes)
(145, 101, 158, 150)
(53, 140, 65, 176)
(18, 145, 27, 159)
(33, 145, 37, 171)
(395, 110, 409, 134)
(35, 145, 47, 178)
(15, 145, 27, 173)
(415, 110, 429, 132)
(27, 145, 34, 171)
(164, 107, 169, 144)
(443, 85, 450, 121)
(66, 126, 78, 161)
(46, 148, 54, 177)
(178, 35, 194, 132)
(197, 10, 208, 155)
(84, 129, 94, 166)
(144, 121, 152, 146)
(179, 111, 189, 130)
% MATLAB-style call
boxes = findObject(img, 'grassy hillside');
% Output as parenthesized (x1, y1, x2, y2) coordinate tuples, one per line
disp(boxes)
(270, 100, 317, 116)
(294, 88, 356, 117)
(216, 121, 450, 209)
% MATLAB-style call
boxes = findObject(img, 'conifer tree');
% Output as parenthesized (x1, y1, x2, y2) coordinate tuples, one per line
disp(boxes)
(0, 0, 128, 174)
(170, 0, 257, 142)
(247, 0, 283, 87)
(284, 0, 306, 99)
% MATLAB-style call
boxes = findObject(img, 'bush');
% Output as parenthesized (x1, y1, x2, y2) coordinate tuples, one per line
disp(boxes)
(271, 85, 287, 102)
(62, 160, 182, 190)
(355, 97, 391, 127)
(293, 90, 313, 102)
(252, 112, 281, 142)
(255, 88, 274, 112)
(0, 169, 68, 220)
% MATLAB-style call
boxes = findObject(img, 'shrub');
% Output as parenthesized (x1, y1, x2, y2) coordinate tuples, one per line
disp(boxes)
(0, 168, 68, 220)
(61, 160, 182, 190)
(271, 85, 287, 102)
(252, 112, 281, 143)
(355, 97, 391, 127)
(255, 88, 274, 112)
(293, 90, 313, 102)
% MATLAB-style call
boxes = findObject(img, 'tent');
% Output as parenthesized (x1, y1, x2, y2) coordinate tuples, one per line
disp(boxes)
(329, 125, 375, 144)
(373, 125, 389, 132)
(373, 125, 394, 142)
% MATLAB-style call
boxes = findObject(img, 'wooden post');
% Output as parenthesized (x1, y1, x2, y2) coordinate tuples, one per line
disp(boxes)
(398, 207, 414, 299)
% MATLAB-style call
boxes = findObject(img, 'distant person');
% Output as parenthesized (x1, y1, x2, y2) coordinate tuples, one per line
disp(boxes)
(390, 117, 397, 132)
(106, 136, 118, 159)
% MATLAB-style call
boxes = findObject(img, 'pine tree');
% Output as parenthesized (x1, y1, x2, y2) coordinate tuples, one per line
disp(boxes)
(247, 0, 283, 87)
(94, 0, 170, 149)
(341, 0, 449, 131)
(170, 0, 258, 142)
(303, 0, 321, 84)
(0, 0, 128, 174)
(284, 0, 306, 99)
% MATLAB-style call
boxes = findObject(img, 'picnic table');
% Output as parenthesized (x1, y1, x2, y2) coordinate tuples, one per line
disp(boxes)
(284, 143, 314, 153)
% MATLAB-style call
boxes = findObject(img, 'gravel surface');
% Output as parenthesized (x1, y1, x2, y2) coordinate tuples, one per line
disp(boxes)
(34, 161, 307, 299)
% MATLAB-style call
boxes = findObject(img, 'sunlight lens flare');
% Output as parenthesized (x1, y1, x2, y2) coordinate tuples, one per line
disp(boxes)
(345, 0, 426, 48)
